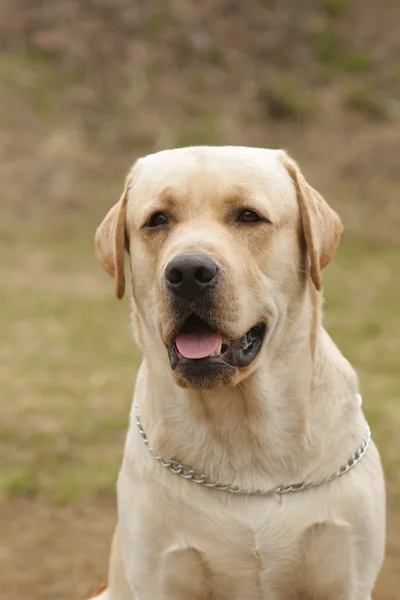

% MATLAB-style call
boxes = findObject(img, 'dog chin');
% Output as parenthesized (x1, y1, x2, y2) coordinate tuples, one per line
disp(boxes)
(172, 355, 237, 389)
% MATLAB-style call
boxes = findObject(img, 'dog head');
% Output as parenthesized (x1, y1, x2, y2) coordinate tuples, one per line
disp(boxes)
(95, 147, 342, 389)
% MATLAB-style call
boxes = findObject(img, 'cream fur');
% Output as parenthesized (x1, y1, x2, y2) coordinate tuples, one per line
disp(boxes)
(91, 147, 385, 600)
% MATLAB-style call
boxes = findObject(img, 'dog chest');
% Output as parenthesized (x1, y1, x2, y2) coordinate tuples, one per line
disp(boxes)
(118, 469, 356, 600)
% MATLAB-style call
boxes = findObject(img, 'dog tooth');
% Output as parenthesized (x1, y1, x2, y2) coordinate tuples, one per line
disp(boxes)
(210, 340, 223, 357)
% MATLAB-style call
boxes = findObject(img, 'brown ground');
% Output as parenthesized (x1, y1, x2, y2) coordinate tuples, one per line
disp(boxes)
(0, 0, 399, 598)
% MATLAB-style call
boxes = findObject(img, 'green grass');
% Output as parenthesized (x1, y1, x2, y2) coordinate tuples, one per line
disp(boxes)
(324, 241, 400, 477)
(0, 224, 140, 503)
(393, 66, 400, 86)
(309, 22, 341, 70)
(307, 19, 373, 77)
(342, 50, 373, 72)
(345, 86, 390, 118)
(0, 12, 399, 507)
(1, 217, 399, 503)
(322, 0, 349, 17)
(258, 73, 315, 121)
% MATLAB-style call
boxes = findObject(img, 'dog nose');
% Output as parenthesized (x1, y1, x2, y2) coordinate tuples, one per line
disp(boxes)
(164, 253, 219, 300)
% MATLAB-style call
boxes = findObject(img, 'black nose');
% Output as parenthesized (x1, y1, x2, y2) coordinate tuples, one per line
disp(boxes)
(164, 252, 219, 300)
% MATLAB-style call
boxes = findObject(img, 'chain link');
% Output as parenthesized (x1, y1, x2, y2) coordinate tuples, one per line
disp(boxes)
(134, 403, 371, 496)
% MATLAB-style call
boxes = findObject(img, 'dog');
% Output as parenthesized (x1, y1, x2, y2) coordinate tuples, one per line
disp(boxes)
(90, 146, 385, 600)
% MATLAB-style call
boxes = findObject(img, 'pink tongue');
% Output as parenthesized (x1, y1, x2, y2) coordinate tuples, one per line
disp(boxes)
(176, 332, 222, 359)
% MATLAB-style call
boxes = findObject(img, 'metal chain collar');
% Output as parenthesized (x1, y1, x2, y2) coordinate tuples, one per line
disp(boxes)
(133, 397, 371, 496)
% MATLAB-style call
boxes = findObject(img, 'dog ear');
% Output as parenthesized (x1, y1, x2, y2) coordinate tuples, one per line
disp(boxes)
(281, 153, 343, 291)
(95, 171, 133, 299)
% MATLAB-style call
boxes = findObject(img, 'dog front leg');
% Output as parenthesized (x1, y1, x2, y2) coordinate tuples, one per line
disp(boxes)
(89, 523, 134, 600)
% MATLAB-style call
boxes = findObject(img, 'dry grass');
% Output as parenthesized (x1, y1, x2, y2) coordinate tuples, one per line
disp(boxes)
(0, 0, 399, 597)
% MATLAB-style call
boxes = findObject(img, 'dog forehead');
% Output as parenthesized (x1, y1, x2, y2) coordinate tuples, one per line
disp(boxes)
(128, 146, 298, 218)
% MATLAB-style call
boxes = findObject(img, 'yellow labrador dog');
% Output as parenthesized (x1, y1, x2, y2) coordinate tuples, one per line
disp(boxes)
(91, 147, 385, 600)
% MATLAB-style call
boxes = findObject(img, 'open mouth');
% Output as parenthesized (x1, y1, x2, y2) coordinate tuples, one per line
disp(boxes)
(167, 314, 266, 385)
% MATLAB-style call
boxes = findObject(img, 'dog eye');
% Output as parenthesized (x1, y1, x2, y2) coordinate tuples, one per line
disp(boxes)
(146, 212, 169, 228)
(237, 209, 263, 223)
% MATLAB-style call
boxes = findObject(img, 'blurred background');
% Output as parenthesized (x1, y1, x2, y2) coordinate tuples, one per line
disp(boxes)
(0, 1, 399, 598)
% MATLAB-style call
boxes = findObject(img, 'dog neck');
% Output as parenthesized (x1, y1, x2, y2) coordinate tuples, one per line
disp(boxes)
(133, 290, 362, 491)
